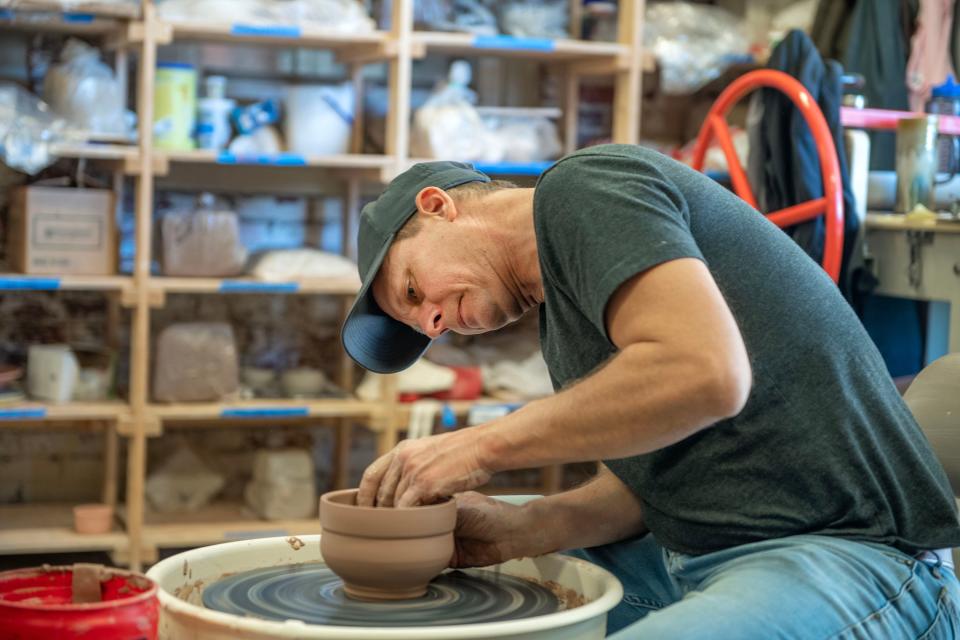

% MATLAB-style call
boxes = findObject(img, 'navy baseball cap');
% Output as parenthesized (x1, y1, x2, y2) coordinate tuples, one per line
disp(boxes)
(341, 161, 490, 373)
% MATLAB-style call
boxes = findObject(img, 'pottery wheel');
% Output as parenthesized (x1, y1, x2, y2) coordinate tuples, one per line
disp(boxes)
(202, 563, 563, 627)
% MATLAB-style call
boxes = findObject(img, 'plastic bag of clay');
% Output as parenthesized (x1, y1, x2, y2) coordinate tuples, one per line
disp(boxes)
(153, 322, 239, 402)
(644, 2, 749, 95)
(43, 39, 131, 137)
(250, 248, 357, 281)
(244, 449, 316, 520)
(499, 0, 568, 38)
(272, 0, 375, 32)
(146, 445, 225, 512)
(483, 113, 561, 163)
(410, 61, 488, 161)
(161, 193, 247, 277)
(0, 83, 74, 174)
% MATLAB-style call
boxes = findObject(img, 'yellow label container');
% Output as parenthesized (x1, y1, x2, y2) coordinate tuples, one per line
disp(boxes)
(154, 62, 197, 150)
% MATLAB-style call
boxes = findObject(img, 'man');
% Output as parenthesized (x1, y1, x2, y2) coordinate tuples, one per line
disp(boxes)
(340, 144, 960, 638)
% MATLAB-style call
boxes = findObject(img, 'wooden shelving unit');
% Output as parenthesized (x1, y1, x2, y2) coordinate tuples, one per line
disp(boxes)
(1, 0, 646, 568)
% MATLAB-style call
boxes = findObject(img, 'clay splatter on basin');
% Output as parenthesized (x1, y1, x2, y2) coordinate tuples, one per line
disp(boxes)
(201, 563, 571, 627)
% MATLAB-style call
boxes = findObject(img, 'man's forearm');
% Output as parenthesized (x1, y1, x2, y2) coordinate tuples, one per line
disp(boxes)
(520, 465, 646, 554)
(479, 341, 745, 473)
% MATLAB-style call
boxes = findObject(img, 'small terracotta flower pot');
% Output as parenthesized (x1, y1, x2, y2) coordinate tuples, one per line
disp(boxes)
(73, 503, 114, 535)
(319, 489, 456, 601)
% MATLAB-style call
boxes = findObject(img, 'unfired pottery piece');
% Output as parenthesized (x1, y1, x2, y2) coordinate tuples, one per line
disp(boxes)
(319, 489, 456, 601)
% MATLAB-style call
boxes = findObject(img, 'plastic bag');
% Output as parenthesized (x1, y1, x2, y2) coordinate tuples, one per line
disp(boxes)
(158, 0, 374, 31)
(161, 193, 247, 276)
(410, 60, 489, 160)
(250, 248, 357, 281)
(244, 449, 316, 520)
(43, 39, 130, 137)
(499, 0, 568, 38)
(153, 322, 239, 402)
(0, 83, 74, 174)
(481, 113, 561, 163)
(644, 2, 749, 95)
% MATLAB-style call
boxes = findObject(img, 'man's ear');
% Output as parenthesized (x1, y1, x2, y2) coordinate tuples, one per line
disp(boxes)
(415, 186, 458, 222)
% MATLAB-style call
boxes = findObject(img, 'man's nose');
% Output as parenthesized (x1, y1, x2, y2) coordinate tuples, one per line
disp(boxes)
(418, 304, 446, 338)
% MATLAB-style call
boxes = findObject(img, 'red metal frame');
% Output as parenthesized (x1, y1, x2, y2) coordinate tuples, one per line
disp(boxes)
(691, 70, 844, 283)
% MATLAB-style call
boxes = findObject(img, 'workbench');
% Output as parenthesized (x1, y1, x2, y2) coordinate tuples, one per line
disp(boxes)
(863, 212, 960, 359)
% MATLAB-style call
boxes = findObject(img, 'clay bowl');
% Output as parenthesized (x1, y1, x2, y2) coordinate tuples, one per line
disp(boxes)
(319, 489, 456, 601)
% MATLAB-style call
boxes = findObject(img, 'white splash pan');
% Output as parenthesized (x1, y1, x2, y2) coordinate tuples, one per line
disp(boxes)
(146, 534, 623, 640)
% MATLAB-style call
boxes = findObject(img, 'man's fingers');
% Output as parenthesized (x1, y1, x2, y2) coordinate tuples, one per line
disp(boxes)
(357, 452, 392, 506)
(395, 473, 418, 508)
(375, 457, 404, 507)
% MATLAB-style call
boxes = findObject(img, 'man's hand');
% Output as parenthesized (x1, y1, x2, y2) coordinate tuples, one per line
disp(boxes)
(357, 428, 493, 508)
(451, 492, 543, 568)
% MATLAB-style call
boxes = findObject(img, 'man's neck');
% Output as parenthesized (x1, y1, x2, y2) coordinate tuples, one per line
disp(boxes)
(474, 188, 544, 311)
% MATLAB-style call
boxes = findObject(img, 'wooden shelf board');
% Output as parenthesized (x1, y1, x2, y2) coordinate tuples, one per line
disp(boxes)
(159, 150, 393, 171)
(0, 503, 126, 554)
(165, 20, 387, 49)
(139, 502, 321, 548)
(413, 31, 628, 62)
(51, 142, 138, 162)
(0, 402, 129, 423)
(148, 398, 376, 422)
(865, 211, 960, 234)
(152, 276, 360, 296)
(0, 0, 139, 18)
(0, 273, 132, 292)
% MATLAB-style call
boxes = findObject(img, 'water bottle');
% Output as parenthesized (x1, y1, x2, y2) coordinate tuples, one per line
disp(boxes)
(926, 74, 960, 181)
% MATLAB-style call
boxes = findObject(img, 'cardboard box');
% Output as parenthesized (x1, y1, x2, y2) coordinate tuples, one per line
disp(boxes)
(8, 186, 117, 275)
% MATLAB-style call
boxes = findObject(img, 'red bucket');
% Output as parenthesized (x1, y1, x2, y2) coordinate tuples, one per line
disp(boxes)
(0, 565, 159, 639)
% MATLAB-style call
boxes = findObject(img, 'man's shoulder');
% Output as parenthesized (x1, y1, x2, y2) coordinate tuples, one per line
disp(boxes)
(537, 144, 672, 190)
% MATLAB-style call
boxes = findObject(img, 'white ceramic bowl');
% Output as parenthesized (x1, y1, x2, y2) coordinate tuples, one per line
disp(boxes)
(146, 534, 622, 640)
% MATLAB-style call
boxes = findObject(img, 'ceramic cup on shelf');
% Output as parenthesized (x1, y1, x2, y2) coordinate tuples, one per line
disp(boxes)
(73, 503, 114, 535)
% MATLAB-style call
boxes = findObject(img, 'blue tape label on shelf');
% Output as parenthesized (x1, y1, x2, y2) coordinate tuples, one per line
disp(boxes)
(473, 161, 553, 176)
(219, 281, 299, 294)
(0, 277, 61, 290)
(230, 23, 301, 38)
(0, 9, 14, 20)
(216, 152, 307, 166)
(472, 35, 555, 51)
(62, 12, 95, 23)
(221, 407, 309, 418)
(0, 408, 47, 420)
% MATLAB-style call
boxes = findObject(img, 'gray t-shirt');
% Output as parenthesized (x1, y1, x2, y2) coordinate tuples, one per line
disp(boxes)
(533, 144, 960, 556)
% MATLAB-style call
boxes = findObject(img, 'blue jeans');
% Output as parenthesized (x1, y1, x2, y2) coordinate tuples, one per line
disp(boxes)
(570, 534, 960, 639)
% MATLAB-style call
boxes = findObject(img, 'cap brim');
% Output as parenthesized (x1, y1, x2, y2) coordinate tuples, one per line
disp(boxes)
(341, 235, 431, 374)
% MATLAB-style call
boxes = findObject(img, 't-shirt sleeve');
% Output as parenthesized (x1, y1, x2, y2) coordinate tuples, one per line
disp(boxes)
(534, 151, 705, 340)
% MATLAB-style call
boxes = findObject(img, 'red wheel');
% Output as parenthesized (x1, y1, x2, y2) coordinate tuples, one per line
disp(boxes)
(690, 70, 844, 283)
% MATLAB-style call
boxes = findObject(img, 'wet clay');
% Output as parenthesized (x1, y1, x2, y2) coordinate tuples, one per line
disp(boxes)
(319, 489, 456, 600)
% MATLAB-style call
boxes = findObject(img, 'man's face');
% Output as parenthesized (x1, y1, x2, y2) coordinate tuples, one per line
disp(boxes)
(371, 215, 520, 339)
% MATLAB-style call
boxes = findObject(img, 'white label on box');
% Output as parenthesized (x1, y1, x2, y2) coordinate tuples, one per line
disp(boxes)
(31, 214, 103, 251)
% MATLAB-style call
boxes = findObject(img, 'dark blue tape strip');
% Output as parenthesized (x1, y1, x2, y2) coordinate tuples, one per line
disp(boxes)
(472, 35, 555, 51)
(0, 408, 46, 420)
(63, 12, 95, 23)
(219, 281, 299, 293)
(0, 277, 61, 290)
(221, 407, 309, 418)
(230, 23, 301, 38)
(216, 152, 307, 166)
(473, 161, 553, 176)
(0, 9, 14, 20)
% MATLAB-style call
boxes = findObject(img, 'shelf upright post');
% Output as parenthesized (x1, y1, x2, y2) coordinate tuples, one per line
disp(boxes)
(101, 420, 119, 509)
(611, 0, 643, 144)
(124, 0, 160, 572)
(562, 68, 580, 155)
(383, 0, 412, 181)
